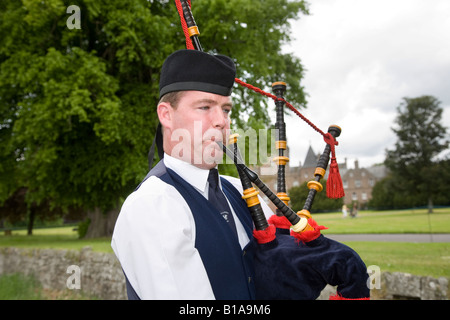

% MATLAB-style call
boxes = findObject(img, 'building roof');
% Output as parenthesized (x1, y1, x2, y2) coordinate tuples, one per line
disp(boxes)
(302, 145, 318, 168)
(366, 165, 389, 179)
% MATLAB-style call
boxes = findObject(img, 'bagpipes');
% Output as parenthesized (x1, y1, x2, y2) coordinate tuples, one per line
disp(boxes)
(175, 0, 370, 300)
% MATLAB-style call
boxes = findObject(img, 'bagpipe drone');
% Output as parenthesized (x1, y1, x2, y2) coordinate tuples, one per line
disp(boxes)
(174, 0, 370, 300)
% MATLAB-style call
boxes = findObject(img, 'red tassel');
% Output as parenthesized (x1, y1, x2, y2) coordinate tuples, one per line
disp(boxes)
(327, 157, 345, 199)
(323, 133, 345, 199)
(253, 224, 276, 244)
(290, 218, 328, 243)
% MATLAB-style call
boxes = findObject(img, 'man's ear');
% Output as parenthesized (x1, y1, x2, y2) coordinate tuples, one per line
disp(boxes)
(157, 102, 172, 129)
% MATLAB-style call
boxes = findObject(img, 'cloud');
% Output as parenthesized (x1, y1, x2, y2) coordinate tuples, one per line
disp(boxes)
(282, 0, 450, 168)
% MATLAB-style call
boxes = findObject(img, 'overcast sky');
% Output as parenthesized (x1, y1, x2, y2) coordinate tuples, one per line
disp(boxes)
(279, 0, 450, 169)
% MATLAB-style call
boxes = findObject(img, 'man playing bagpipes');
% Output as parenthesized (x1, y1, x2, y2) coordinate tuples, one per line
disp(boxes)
(111, 48, 370, 301)
(111, 49, 274, 299)
(112, 0, 370, 300)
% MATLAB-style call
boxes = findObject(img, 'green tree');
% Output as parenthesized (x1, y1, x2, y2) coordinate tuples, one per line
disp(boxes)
(385, 96, 449, 212)
(431, 158, 450, 206)
(370, 158, 450, 210)
(368, 176, 421, 210)
(0, 0, 309, 236)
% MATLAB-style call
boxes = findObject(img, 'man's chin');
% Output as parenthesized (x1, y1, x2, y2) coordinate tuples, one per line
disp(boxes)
(193, 146, 223, 168)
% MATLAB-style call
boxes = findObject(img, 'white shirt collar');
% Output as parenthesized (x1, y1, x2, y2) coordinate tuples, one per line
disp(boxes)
(163, 153, 213, 195)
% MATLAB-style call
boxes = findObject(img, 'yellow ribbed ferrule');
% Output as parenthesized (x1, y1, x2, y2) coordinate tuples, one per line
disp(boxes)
(272, 81, 287, 87)
(272, 156, 290, 165)
(330, 124, 342, 131)
(242, 187, 260, 207)
(297, 209, 312, 220)
(276, 140, 287, 150)
(307, 180, 323, 192)
(314, 167, 326, 178)
(276, 192, 290, 205)
(228, 133, 239, 145)
(302, 223, 315, 232)
(188, 26, 200, 37)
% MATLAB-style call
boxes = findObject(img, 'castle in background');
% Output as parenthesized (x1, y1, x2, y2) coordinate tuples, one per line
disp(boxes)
(255, 145, 389, 209)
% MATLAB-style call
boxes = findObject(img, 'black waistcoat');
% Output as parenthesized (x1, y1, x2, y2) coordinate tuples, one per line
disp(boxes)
(126, 160, 256, 300)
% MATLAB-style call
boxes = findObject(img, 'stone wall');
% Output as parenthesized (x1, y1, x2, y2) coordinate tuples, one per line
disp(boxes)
(375, 272, 449, 300)
(0, 246, 126, 300)
(0, 246, 448, 300)
(319, 272, 449, 300)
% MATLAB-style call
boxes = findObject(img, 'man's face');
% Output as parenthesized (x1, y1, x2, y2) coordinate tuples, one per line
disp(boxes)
(159, 90, 232, 169)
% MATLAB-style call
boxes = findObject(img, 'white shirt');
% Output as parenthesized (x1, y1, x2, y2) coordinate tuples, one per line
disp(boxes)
(111, 154, 273, 300)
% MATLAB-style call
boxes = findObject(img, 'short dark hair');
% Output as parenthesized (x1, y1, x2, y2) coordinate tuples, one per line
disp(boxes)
(158, 91, 185, 109)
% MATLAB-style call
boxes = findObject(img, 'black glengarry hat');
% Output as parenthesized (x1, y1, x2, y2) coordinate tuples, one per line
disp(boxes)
(159, 49, 236, 98)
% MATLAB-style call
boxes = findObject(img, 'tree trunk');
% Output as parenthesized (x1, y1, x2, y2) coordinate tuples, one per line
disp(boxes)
(427, 196, 433, 214)
(83, 206, 120, 238)
(27, 207, 36, 236)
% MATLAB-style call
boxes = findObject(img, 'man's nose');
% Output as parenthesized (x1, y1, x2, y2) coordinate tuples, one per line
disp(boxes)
(211, 107, 227, 128)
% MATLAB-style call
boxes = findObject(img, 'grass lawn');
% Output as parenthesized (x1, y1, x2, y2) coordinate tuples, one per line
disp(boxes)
(308, 208, 450, 278)
(311, 208, 450, 278)
(0, 273, 43, 300)
(0, 273, 97, 300)
(315, 207, 450, 234)
(342, 242, 449, 278)
(0, 226, 113, 252)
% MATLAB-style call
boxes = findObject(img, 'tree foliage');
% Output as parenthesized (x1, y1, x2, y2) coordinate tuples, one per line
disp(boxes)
(0, 0, 309, 229)
(386, 96, 448, 171)
(369, 159, 450, 210)
(375, 96, 450, 210)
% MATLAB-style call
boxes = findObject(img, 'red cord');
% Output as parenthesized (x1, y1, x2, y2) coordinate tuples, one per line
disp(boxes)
(174, 0, 325, 136)
(234, 78, 326, 137)
(175, 0, 194, 50)
(174, 0, 344, 199)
